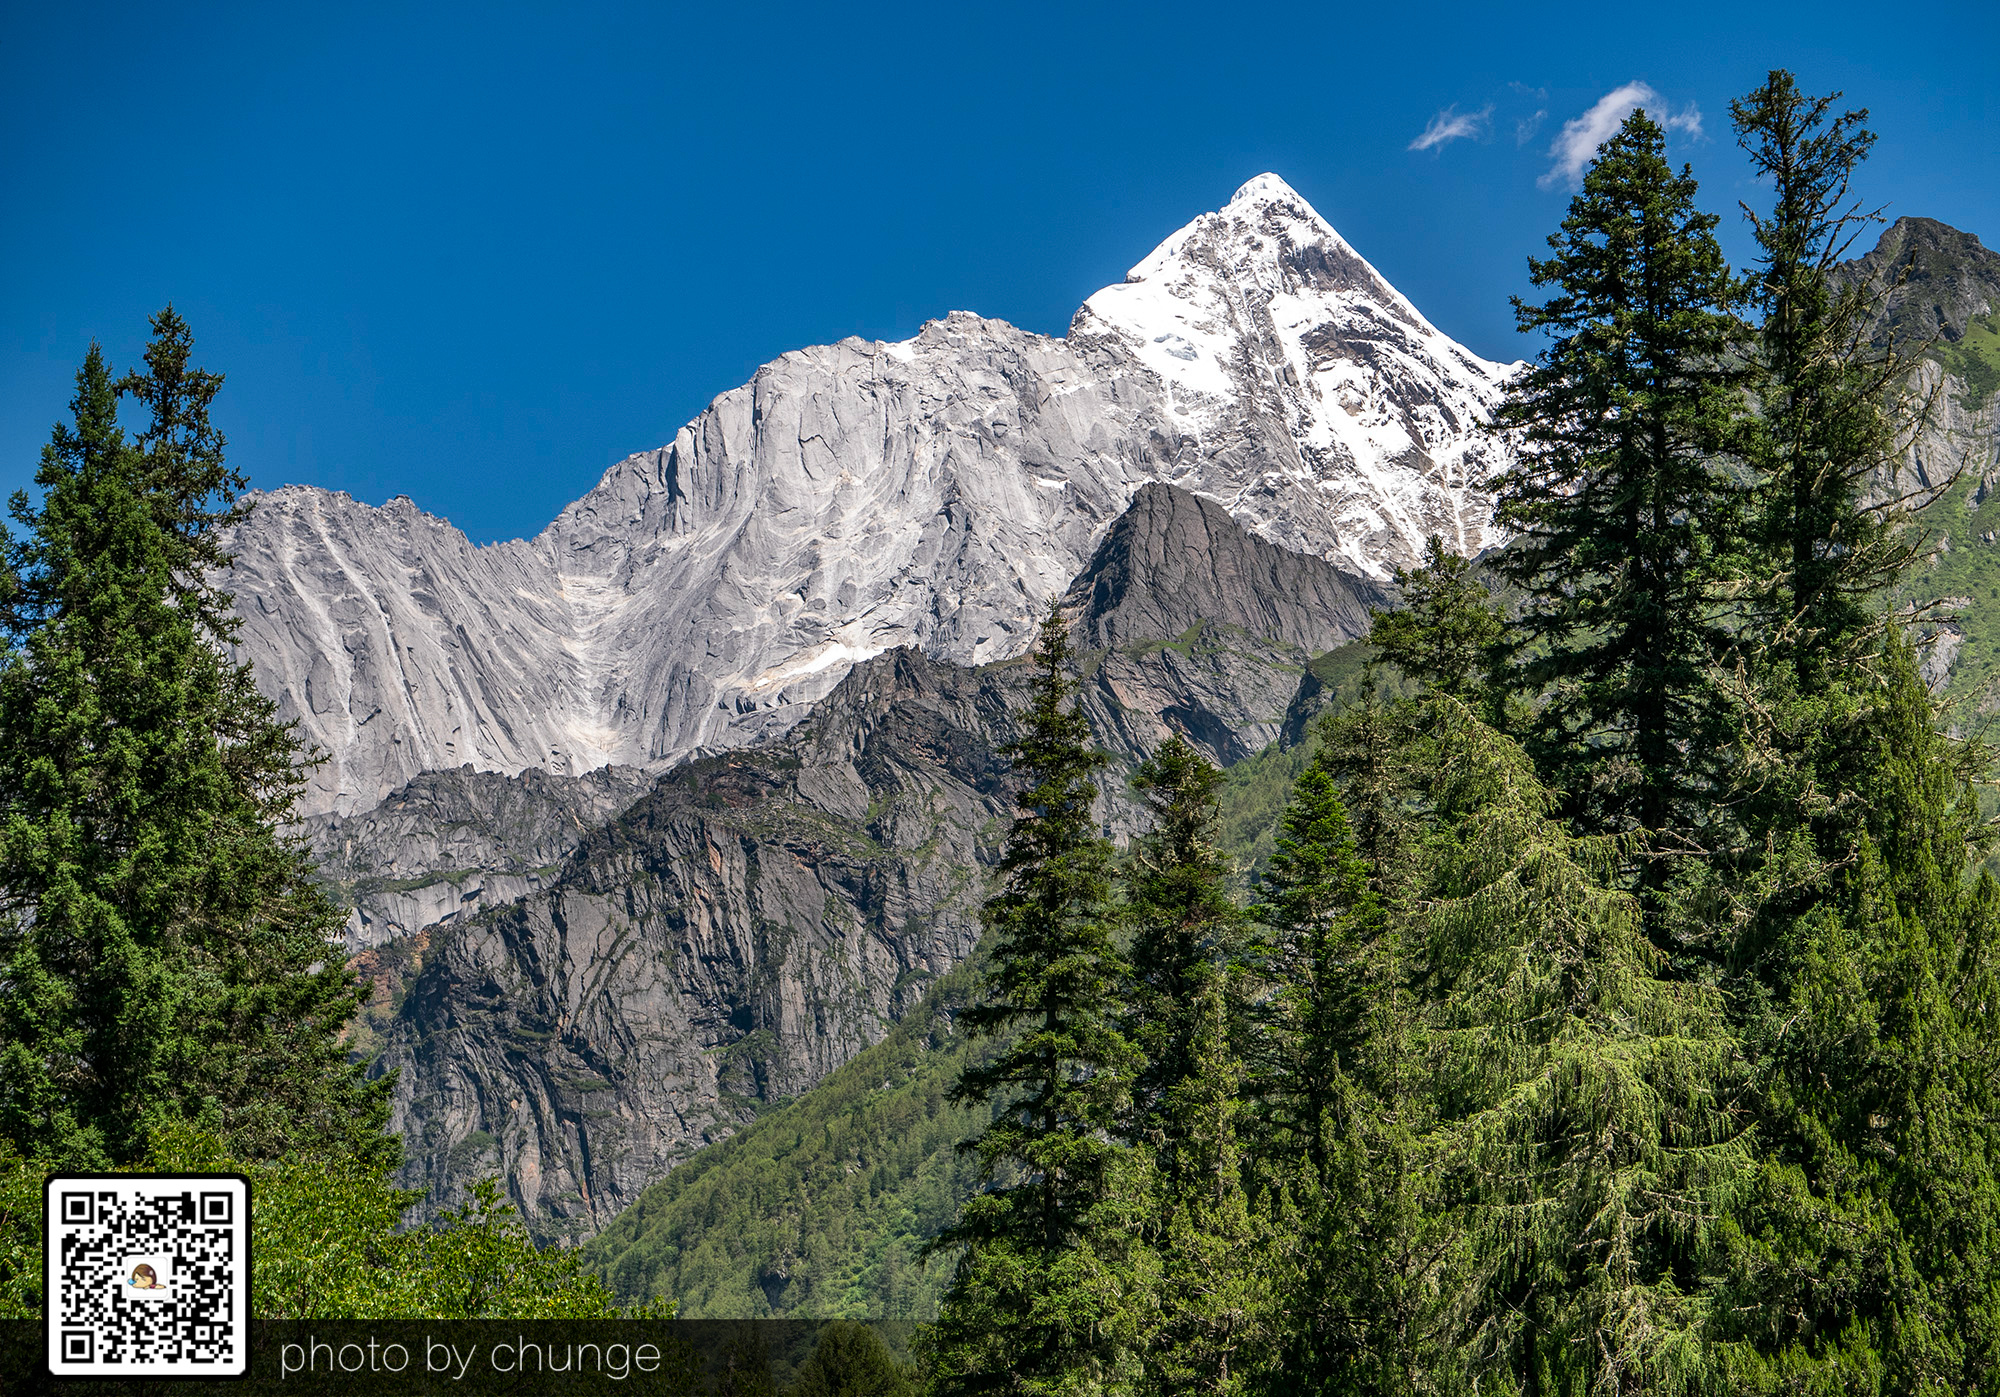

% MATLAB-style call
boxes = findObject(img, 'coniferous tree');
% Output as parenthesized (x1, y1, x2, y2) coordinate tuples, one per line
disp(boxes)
(1492, 109, 1750, 899)
(1366, 536, 1505, 714)
(1246, 751, 1426, 1396)
(1714, 638, 2000, 1394)
(0, 315, 389, 1169)
(1313, 680, 1414, 891)
(1414, 694, 1751, 1396)
(1121, 733, 1275, 1395)
(920, 604, 1142, 1395)
(1680, 75, 2000, 1395)
(1733, 71, 1920, 693)
(1123, 732, 1241, 1185)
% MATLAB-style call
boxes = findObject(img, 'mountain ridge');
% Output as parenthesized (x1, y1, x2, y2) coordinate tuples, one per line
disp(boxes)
(370, 482, 1386, 1236)
(224, 174, 1516, 816)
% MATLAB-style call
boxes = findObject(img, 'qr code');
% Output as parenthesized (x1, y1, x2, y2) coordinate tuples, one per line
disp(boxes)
(43, 1174, 250, 1377)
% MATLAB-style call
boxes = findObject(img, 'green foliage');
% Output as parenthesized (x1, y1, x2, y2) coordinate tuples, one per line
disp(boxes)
(1123, 734, 1242, 1184)
(0, 1137, 37, 1318)
(920, 603, 1145, 1394)
(0, 312, 389, 1170)
(1366, 536, 1505, 708)
(1131, 980, 1277, 1397)
(1244, 754, 1374, 1176)
(0, 1122, 642, 1320)
(1733, 71, 1917, 693)
(1934, 309, 2000, 410)
(584, 967, 991, 1321)
(1119, 735, 1279, 1394)
(791, 1321, 919, 1397)
(1415, 697, 1752, 1395)
(1492, 108, 1750, 852)
(1714, 638, 2000, 1392)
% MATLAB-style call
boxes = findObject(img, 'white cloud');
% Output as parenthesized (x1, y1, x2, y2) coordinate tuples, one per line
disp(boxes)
(1663, 104, 1704, 139)
(1409, 104, 1493, 153)
(1541, 82, 1656, 188)
(1538, 82, 1704, 190)
(1516, 110, 1547, 145)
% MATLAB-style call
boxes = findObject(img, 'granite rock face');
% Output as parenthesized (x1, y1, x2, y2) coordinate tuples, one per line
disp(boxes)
(1065, 483, 1389, 767)
(305, 764, 654, 953)
(377, 646, 1023, 1241)
(375, 486, 1387, 1237)
(1846, 216, 2000, 350)
(225, 175, 1518, 816)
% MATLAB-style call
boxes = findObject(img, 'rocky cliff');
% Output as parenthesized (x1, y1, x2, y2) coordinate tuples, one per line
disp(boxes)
(1065, 482, 1388, 767)
(306, 764, 653, 953)
(225, 174, 1517, 816)
(374, 485, 1385, 1237)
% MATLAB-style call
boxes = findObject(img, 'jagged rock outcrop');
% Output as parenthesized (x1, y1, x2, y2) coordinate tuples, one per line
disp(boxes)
(306, 764, 653, 952)
(1064, 483, 1389, 765)
(1846, 216, 2000, 351)
(1841, 218, 2000, 509)
(378, 646, 1022, 1242)
(225, 175, 1519, 816)
(376, 485, 1387, 1237)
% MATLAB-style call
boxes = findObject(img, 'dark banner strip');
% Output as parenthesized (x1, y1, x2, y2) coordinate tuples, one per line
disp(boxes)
(0, 1320, 918, 1395)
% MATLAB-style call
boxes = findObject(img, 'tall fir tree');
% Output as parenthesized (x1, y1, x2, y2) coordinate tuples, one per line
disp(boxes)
(1366, 536, 1505, 714)
(1713, 638, 2000, 1395)
(0, 313, 390, 1169)
(1677, 75, 2000, 1395)
(1491, 108, 1750, 901)
(1313, 679, 1414, 892)
(1138, 976, 1273, 1397)
(1121, 732, 1276, 1395)
(1122, 732, 1242, 1186)
(920, 604, 1142, 1396)
(1733, 70, 1918, 695)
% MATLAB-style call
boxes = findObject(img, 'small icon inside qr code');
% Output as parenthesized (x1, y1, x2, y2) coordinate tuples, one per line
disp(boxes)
(43, 1173, 250, 1377)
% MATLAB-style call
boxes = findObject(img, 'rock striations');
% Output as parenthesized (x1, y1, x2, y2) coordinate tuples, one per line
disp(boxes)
(224, 175, 1517, 816)
(377, 485, 1388, 1235)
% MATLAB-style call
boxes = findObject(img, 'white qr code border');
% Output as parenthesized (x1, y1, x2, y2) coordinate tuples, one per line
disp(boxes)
(43, 1173, 252, 1379)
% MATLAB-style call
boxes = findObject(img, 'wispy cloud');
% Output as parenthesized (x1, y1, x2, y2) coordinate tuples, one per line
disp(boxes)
(1409, 104, 1493, 153)
(1539, 81, 1703, 189)
(1516, 110, 1547, 145)
(1662, 104, 1703, 139)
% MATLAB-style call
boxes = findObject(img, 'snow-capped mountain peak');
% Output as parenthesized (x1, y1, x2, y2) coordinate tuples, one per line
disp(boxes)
(1070, 172, 1518, 578)
(226, 175, 1522, 813)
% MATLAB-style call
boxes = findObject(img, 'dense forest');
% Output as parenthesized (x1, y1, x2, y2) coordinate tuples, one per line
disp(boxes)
(4, 67, 2000, 1397)
(902, 77, 2000, 1395)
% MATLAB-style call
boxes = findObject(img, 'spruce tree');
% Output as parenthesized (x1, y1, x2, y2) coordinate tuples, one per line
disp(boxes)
(1246, 752, 1426, 1396)
(1733, 70, 1917, 693)
(1245, 759, 1373, 1183)
(1119, 733, 1278, 1395)
(1137, 976, 1273, 1397)
(1313, 680, 1414, 891)
(1680, 75, 2000, 1394)
(1366, 536, 1504, 712)
(1492, 109, 1749, 885)
(0, 313, 390, 1169)
(1123, 732, 1241, 1186)
(1713, 638, 2000, 1394)
(920, 604, 1142, 1395)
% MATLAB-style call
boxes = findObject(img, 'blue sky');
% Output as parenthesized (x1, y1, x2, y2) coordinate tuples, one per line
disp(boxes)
(4, 1, 1994, 544)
